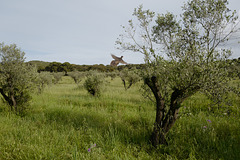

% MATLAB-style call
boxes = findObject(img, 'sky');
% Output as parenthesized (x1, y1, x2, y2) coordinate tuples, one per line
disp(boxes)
(0, 0, 240, 65)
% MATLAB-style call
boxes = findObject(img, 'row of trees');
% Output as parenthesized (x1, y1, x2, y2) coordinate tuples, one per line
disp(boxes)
(27, 61, 73, 75)
(28, 57, 240, 76)
(28, 60, 146, 73)
(0, 43, 140, 114)
(1, 41, 239, 114)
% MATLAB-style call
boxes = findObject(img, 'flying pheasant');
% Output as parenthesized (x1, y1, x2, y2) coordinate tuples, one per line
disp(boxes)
(110, 54, 127, 66)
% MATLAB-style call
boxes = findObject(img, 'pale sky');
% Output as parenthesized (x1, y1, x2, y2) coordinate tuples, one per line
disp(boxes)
(0, 0, 239, 65)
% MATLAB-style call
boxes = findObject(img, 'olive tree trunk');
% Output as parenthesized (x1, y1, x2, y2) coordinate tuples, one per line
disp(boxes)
(145, 76, 181, 147)
(0, 88, 18, 111)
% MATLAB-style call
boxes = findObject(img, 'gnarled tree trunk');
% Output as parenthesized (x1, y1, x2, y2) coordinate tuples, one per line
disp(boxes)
(0, 88, 17, 111)
(145, 76, 181, 147)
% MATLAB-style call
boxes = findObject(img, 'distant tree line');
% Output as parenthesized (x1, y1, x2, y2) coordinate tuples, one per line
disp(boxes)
(27, 59, 240, 78)
(27, 60, 147, 73)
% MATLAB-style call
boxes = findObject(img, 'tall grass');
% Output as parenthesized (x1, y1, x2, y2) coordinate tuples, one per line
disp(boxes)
(0, 76, 239, 159)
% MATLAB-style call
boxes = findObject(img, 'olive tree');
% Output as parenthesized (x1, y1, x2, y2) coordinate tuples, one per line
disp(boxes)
(119, 68, 140, 90)
(0, 43, 38, 113)
(51, 72, 64, 84)
(116, 0, 239, 146)
(84, 70, 104, 97)
(106, 71, 119, 80)
(60, 62, 73, 76)
(36, 72, 53, 93)
(69, 71, 85, 84)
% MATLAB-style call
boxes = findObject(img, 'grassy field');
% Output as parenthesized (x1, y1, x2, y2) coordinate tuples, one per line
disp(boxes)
(0, 76, 239, 159)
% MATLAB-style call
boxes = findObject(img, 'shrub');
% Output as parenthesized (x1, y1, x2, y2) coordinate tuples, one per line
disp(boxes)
(36, 72, 53, 93)
(51, 72, 64, 84)
(106, 71, 119, 80)
(83, 71, 104, 96)
(119, 68, 140, 90)
(69, 71, 85, 84)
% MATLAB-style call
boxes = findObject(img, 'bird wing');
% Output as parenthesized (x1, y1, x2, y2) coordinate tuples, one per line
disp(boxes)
(120, 60, 127, 65)
(111, 54, 120, 60)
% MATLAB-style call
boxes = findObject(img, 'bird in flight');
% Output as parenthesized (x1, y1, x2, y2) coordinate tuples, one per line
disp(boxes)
(110, 54, 127, 66)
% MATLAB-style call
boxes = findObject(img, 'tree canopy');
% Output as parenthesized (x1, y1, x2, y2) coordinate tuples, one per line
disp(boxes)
(116, 0, 240, 146)
(0, 43, 37, 114)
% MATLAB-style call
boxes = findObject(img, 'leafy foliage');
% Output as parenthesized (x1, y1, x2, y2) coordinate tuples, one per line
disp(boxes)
(0, 43, 38, 114)
(119, 68, 140, 90)
(106, 71, 119, 80)
(45, 62, 62, 72)
(61, 62, 74, 75)
(27, 60, 50, 72)
(83, 71, 105, 96)
(36, 72, 53, 93)
(227, 58, 240, 78)
(69, 71, 85, 84)
(52, 72, 64, 84)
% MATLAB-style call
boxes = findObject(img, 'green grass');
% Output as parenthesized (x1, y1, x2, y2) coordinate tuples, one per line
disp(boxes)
(0, 76, 239, 159)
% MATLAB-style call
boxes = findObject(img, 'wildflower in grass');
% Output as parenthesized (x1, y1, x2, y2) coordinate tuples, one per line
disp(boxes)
(207, 120, 212, 123)
(88, 143, 96, 153)
(203, 126, 207, 129)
